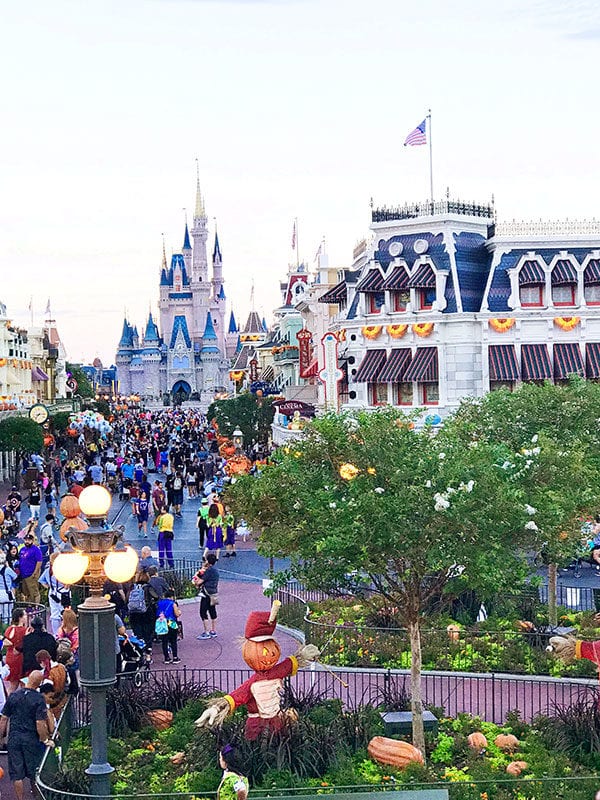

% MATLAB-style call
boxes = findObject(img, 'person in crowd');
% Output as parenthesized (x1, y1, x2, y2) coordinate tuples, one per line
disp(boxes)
(156, 507, 175, 568)
(156, 588, 181, 664)
(103, 578, 129, 621)
(223, 506, 237, 558)
(3, 608, 28, 694)
(138, 545, 159, 572)
(197, 498, 209, 550)
(194, 553, 219, 639)
(6, 544, 20, 575)
(204, 503, 223, 561)
(128, 571, 158, 650)
(6, 486, 22, 519)
(0, 669, 55, 800)
(21, 617, 57, 676)
(137, 491, 150, 538)
(88, 462, 103, 484)
(151, 480, 166, 528)
(56, 608, 79, 664)
(186, 461, 198, 499)
(18, 532, 43, 604)
(217, 744, 249, 800)
(0, 551, 18, 625)
(39, 554, 71, 635)
(27, 482, 42, 520)
(38, 513, 58, 566)
(35, 649, 68, 721)
(146, 566, 169, 599)
(172, 470, 184, 517)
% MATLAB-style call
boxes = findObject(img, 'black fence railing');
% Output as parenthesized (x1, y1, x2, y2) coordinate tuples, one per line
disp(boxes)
(0, 599, 47, 627)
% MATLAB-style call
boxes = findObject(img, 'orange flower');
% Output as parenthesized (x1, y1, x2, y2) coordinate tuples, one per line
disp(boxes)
(339, 463, 359, 480)
(554, 316, 580, 331)
(489, 318, 516, 333)
(412, 322, 434, 338)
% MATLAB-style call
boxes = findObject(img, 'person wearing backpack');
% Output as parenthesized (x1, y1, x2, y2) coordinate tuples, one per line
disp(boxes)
(172, 471, 184, 517)
(155, 589, 181, 664)
(128, 571, 158, 652)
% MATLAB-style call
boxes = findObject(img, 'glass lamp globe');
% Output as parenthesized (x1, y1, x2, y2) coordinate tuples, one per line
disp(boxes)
(79, 485, 112, 518)
(52, 549, 90, 585)
(104, 544, 139, 583)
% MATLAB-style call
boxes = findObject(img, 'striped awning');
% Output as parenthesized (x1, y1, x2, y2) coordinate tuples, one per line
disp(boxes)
(31, 366, 49, 381)
(586, 343, 600, 378)
(521, 344, 552, 381)
(318, 281, 347, 304)
(519, 260, 545, 285)
(551, 260, 577, 285)
(403, 347, 438, 382)
(261, 364, 274, 381)
(489, 345, 519, 381)
(379, 349, 412, 382)
(407, 263, 435, 289)
(354, 350, 387, 383)
(584, 259, 600, 285)
(554, 343, 584, 379)
(356, 269, 384, 293)
(382, 266, 410, 290)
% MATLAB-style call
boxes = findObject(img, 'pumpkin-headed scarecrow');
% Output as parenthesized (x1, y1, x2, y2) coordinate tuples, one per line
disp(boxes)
(196, 601, 319, 740)
(547, 635, 600, 677)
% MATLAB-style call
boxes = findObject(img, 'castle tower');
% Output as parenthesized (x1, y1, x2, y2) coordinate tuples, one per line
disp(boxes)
(141, 312, 162, 398)
(225, 310, 239, 360)
(190, 172, 212, 343)
(115, 318, 134, 396)
(182, 223, 192, 275)
(199, 312, 221, 408)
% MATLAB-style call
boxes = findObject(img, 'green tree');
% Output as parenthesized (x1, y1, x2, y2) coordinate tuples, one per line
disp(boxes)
(66, 363, 94, 398)
(228, 408, 530, 754)
(0, 416, 44, 484)
(453, 379, 600, 626)
(50, 411, 72, 433)
(208, 392, 274, 447)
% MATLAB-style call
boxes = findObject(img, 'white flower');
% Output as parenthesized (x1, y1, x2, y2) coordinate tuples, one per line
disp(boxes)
(438, 452, 446, 460)
(425, 480, 432, 488)
(434, 493, 450, 511)
(468, 440, 478, 449)
(531, 447, 541, 456)
(374, 487, 385, 494)
(446, 487, 457, 494)
(293, 501, 301, 510)
(502, 461, 511, 470)
(466, 480, 475, 492)
(531, 434, 539, 443)
(524, 520, 539, 531)
(329, 502, 337, 509)
(525, 504, 537, 515)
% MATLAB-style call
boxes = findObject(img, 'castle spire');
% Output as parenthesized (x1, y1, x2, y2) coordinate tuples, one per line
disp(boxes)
(213, 230, 222, 263)
(161, 235, 167, 270)
(194, 160, 205, 218)
(183, 222, 191, 250)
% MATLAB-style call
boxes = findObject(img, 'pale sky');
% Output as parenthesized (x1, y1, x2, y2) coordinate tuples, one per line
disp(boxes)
(1, 0, 598, 364)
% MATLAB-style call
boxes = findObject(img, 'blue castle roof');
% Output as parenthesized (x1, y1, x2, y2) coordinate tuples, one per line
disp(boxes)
(118, 318, 134, 349)
(183, 223, 191, 250)
(143, 313, 160, 345)
(170, 315, 192, 349)
(228, 311, 238, 333)
(213, 231, 222, 262)
(217, 284, 226, 300)
(201, 312, 220, 353)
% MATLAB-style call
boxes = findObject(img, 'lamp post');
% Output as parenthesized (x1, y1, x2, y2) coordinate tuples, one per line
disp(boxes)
(232, 427, 244, 453)
(53, 485, 139, 798)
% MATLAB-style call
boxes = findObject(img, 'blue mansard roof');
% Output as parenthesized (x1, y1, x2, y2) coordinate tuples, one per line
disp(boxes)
(170, 315, 192, 349)
(161, 254, 190, 288)
(118, 318, 134, 349)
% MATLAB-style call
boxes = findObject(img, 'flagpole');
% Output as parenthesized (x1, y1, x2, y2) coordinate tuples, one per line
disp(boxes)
(427, 109, 434, 206)
(295, 217, 299, 269)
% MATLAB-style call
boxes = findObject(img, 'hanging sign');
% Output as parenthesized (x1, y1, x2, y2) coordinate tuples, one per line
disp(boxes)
(296, 329, 313, 377)
(319, 331, 343, 411)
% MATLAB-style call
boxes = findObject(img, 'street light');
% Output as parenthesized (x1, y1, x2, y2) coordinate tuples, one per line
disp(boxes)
(53, 485, 139, 798)
(232, 427, 244, 452)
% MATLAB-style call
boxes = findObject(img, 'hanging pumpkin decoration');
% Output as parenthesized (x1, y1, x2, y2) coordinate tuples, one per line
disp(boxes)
(43, 434, 55, 448)
(489, 318, 516, 333)
(554, 316, 580, 331)
(386, 324, 408, 338)
(59, 515, 88, 543)
(412, 322, 434, 338)
(367, 737, 424, 768)
(361, 325, 383, 340)
(60, 494, 81, 519)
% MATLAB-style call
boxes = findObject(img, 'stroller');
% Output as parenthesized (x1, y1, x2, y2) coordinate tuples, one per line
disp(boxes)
(118, 634, 151, 687)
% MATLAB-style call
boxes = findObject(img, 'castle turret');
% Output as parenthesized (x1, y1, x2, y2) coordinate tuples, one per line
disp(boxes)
(182, 223, 192, 274)
(225, 310, 239, 359)
(116, 318, 134, 395)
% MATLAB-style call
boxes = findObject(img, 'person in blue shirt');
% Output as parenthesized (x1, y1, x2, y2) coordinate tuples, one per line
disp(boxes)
(156, 589, 181, 664)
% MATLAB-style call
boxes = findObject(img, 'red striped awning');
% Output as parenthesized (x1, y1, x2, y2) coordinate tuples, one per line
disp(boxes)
(403, 347, 438, 382)
(489, 345, 519, 381)
(318, 281, 347, 304)
(521, 344, 552, 381)
(356, 269, 384, 293)
(354, 350, 387, 383)
(382, 266, 410, 290)
(586, 343, 600, 378)
(551, 260, 577, 285)
(407, 263, 436, 289)
(584, 260, 600, 284)
(379, 349, 412, 382)
(519, 260, 545, 285)
(554, 343, 584, 379)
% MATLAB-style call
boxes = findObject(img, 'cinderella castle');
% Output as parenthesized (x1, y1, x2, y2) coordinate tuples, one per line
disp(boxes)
(116, 177, 238, 407)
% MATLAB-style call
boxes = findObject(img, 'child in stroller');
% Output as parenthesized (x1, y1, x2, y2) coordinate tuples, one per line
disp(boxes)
(118, 633, 151, 686)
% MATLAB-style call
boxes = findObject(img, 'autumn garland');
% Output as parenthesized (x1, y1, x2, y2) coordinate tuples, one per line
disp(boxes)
(489, 318, 516, 333)
(362, 325, 383, 340)
(554, 316, 581, 331)
(386, 324, 408, 338)
(412, 323, 434, 338)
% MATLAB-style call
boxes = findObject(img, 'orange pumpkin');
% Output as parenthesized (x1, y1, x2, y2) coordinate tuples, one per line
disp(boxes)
(516, 620, 535, 632)
(60, 494, 81, 519)
(146, 709, 173, 731)
(0, 508, 4, 526)
(494, 734, 520, 752)
(446, 624, 461, 642)
(367, 736, 424, 768)
(467, 732, 488, 750)
(0, 766, 4, 779)
(242, 638, 281, 671)
(59, 516, 88, 542)
(170, 751, 185, 765)
(506, 761, 528, 776)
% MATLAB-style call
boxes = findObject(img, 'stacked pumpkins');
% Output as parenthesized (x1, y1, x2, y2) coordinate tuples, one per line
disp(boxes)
(59, 494, 88, 542)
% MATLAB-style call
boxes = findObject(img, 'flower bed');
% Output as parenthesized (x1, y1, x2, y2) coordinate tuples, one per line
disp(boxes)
(286, 598, 600, 678)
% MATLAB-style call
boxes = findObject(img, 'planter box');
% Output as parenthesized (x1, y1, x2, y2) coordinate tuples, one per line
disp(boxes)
(380, 710, 439, 736)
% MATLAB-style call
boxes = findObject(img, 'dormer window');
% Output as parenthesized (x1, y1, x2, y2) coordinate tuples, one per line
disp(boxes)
(518, 260, 545, 307)
(382, 266, 410, 313)
(356, 268, 385, 315)
(418, 287, 436, 310)
(368, 292, 385, 314)
(551, 260, 577, 307)
(584, 259, 600, 305)
(407, 263, 436, 311)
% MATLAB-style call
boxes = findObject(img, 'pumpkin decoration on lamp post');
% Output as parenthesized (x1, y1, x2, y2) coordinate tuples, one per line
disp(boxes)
(195, 601, 320, 740)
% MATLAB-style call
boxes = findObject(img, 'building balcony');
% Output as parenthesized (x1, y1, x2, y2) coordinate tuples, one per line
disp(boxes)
(372, 198, 494, 224)
(273, 346, 299, 363)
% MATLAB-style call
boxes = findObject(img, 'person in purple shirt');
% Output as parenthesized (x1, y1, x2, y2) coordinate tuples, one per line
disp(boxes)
(18, 533, 43, 604)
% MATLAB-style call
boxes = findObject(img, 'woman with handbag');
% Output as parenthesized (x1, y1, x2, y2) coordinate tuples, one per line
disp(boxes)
(156, 589, 181, 664)
(194, 553, 219, 640)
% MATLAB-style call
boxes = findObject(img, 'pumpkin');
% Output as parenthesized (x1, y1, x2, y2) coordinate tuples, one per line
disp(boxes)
(146, 709, 173, 731)
(60, 494, 81, 519)
(59, 516, 88, 542)
(506, 761, 528, 777)
(446, 624, 461, 642)
(367, 737, 424, 768)
(0, 508, 4, 526)
(516, 620, 535, 632)
(170, 751, 185, 765)
(242, 637, 281, 671)
(494, 734, 520, 752)
(467, 732, 488, 750)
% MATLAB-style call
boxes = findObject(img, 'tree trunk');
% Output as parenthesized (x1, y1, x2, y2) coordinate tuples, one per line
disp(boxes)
(408, 617, 426, 758)
(548, 562, 558, 628)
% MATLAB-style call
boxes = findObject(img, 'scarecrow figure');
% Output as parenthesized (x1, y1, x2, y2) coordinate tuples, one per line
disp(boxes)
(196, 600, 320, 740)
(547, 635, 600, 676)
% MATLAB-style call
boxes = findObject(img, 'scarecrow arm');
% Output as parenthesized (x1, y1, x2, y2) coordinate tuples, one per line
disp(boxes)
(294, 644, 320, 668)
(195, 696, 234, 729)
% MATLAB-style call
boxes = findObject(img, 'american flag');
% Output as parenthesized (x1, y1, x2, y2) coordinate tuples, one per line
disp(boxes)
(291, 220, 297, 250)
(404, 119, 427, 146)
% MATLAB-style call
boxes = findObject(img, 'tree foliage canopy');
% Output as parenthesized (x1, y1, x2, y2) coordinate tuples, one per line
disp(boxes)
(0, 416, 44, 454)
(208, 392, 274, 447)
(66, 363, 94, 398)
